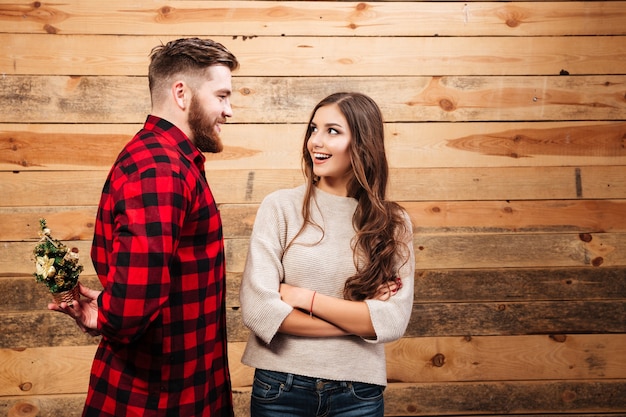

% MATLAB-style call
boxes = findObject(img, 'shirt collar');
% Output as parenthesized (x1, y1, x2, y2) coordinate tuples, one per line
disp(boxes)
(144, 115, 207, 169)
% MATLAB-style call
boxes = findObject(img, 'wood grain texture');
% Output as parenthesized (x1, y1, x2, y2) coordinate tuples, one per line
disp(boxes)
(2, 299, 625, 347)
(1, 334, 623, 396)
(3, 230, 626, 276)
(0, 1, 624, 415)
(2, 266, 625, 315)
(385, 334, 626, 383)
(2, 378, 626, 416)
(2, 76, 625, 124)
(382, 381, 626, 415)
(3, 264, 624, 310)
(1, 1, 625, 37)
(2, 199, 625, 242)
(2, 166, 626, 208)
(2, 121, 625, 171)
(2, 35, 625, 76)
(2, 387, 625, 417)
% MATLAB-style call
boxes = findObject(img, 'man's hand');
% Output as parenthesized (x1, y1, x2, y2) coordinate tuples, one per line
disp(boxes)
(48, 282, 101, 336)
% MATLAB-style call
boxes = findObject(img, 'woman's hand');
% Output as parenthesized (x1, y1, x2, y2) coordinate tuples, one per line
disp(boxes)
(372, 277, 403, 301)
(279, 283, 314, 312)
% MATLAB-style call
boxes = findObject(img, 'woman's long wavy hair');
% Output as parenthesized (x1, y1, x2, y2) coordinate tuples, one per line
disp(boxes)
(293, 92, 410, 301)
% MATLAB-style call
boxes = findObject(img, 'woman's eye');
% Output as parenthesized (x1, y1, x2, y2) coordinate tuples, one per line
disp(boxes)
(328, 128, 339, 135)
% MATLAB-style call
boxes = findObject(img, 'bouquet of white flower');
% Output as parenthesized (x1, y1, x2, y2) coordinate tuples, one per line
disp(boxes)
(33, 219, 83, 305)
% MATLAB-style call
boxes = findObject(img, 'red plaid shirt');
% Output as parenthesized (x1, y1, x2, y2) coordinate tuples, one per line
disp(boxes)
(87, 116, 233, 416)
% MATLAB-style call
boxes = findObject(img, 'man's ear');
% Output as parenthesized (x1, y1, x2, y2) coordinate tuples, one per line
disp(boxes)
(171, 80, 187, 110)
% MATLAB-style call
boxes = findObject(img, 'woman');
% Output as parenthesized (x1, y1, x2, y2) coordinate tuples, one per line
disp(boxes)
(240, 92, 415, 416)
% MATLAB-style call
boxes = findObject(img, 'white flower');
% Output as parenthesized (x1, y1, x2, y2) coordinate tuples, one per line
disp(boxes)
(64, 249, 80, 262)
(36, 255, 56, 279)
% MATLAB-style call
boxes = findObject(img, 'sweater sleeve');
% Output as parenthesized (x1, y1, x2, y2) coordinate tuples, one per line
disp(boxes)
(239, 193, 294, 344)
(364, 210, 415, 344)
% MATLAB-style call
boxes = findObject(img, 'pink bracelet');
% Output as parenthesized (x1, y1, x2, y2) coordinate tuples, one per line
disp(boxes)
(310, 291, 317, 318)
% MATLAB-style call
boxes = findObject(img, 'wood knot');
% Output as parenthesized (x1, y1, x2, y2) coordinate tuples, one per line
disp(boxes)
(503, 206, 513, 214)
(240, 87, 251, 95)
(578, 233, 592, 242)
(561, 389, 576, 402)
(430, 206, 441, 213)
(19, 382, 33, 391)
(43, 24, 58, 34)
(591, 257, 604, 267)
(9, 401, 39, 417)
(356, 3, 367, 11)
(550, 334, 567, 343)
(497, 304, 506, 311)
(431, 353, 445, 367)
(438, 98, 456, 112)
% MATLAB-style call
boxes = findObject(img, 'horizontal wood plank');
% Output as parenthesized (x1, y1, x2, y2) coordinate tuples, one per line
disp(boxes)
(2, 75, 625, 124)
(2, 199, 626, 243)
(0, 391, 250, 417)
(411, 232, 626, 269)
(3, 265, 625, 313)
(2, 166, 625, 207)
(412, 267, 626, 303)
(218, 199, 626, 238)
(402, 301, 626, 338)
(2, 385, 626, 417)
(1, 334, 624, 396)
(383, 380, 626, 415)
(1, 121, 626, 171)
(0, 207, 98, 241)
(1, 1, 625, 37)
(1, 377, 626, 416)
(3, 230, 626, 277)
(2, 300, 625, 347)
(385, 334, 626, 383)
(2, 35, 625, 76)
(226, 232, 626, 271)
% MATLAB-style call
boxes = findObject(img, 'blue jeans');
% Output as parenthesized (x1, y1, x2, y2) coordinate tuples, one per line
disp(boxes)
(250, 369, 385, 417)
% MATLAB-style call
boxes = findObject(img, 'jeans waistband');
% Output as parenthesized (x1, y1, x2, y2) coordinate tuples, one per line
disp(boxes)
(258, 369, 352, 392)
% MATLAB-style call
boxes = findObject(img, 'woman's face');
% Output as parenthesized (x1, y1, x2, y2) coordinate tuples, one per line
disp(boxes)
(307, 103, 353, 195)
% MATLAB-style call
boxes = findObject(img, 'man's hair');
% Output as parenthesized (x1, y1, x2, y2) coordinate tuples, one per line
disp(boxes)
(148, 38, 239, 101)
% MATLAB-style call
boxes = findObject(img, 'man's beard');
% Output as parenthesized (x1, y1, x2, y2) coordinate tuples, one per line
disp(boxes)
(188, 95, 224, 153)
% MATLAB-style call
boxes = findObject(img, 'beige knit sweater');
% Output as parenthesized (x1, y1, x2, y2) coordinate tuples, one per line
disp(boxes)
(239, 185, 415, 386)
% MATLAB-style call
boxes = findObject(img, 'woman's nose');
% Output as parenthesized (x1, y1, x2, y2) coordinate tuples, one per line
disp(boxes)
(309, 132, 323, 148)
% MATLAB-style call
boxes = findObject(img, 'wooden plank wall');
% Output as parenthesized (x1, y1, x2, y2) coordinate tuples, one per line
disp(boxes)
(1, 1, 625, 416)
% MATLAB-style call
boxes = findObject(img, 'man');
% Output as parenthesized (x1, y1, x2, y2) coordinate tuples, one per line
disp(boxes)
(50, 38, 239, 416)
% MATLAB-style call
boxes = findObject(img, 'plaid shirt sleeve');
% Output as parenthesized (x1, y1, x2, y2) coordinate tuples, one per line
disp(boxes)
(87, 116, 233, 416)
